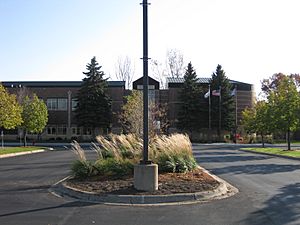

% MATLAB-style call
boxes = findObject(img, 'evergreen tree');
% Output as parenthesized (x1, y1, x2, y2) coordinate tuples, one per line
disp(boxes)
(177, 62, 202, 132)
(75, 57, 112, 135)
(210, 65, 235, 133)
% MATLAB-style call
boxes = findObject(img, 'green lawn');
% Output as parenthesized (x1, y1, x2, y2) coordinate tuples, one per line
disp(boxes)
(0, 147, 45, 155)
(241, 147, 300, 158)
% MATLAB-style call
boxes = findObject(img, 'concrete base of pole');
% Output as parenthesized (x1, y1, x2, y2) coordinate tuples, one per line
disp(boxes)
(134, 164, 158, 192)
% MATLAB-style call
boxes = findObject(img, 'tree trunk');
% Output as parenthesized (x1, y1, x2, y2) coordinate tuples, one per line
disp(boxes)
(23, 129, 27, 147)
(261, 132, 265, 148)
(287, 129, 291, 151)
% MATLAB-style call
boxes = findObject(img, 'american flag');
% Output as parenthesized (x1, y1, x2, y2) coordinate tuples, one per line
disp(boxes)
(212, 89, 220, 96)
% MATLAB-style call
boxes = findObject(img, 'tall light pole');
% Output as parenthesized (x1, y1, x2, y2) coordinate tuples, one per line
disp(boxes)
(134, 0, 158, 192)
(141, 0, 151, 164)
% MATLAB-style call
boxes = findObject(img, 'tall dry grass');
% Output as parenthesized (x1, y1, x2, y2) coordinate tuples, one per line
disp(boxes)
(96, 134, 142, 161)
(71, 141, 86, 161)
(70, 133, 196, 178)
(150, 134, 193, 159)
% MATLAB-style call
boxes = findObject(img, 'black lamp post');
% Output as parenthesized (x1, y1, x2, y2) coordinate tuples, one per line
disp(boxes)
(141, 0, 151, 164)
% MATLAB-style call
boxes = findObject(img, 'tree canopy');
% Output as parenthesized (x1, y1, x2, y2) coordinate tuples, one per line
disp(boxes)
(75, 57, 112, 135)
(267, 76, 300, 150)
(0, 84, 22, 130)
(121, 90, 168, 138)
(21, 94, 48, 145)
(177, 62, 202, 131)
(210, 65, 235, 132)
(242, 101, 272, 147)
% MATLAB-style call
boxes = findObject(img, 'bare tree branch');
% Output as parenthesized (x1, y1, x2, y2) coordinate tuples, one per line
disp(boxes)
(150, 59, 167, 89)
(115, 56, 134, 89)
(166, 49, 184, 78)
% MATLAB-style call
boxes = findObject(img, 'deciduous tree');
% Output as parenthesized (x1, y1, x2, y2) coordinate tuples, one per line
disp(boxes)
(21, 94, 48, 146)
(0, 84, 22, 130)
(115, 56, 134, 89)
(242, 101, 272, 147)
(267, 76, 300, 150)
(120, 90, 168, 138)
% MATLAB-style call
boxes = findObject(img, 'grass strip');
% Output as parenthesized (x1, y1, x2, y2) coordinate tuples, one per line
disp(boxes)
(241, 147, 300, 158)
(0, 147, 44, 155)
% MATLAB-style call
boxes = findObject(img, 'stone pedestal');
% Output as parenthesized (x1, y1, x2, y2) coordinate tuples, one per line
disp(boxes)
(134, 164, 158, 192)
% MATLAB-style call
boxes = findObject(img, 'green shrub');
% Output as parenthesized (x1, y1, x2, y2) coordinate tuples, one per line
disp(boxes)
(71, 160, 94, 179)
(71, 133, 198, 179)
(93, 158, 134, 177)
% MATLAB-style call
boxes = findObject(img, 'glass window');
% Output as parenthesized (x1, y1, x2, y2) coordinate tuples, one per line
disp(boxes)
(47, 126, 56, 135)
(137, 85, 155, 90)
(57, 98, 67, 111)
(47, 99, 57, 110)
(149, 90, 156, 103)
(57, 125, 67, 135)
(72, 99, 78, 111)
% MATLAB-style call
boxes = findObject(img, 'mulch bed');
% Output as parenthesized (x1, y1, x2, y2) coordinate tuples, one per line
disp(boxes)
(66, 168, 219, 195)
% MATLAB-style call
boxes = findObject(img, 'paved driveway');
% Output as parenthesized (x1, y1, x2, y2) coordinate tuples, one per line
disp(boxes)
(0, 145, 300, 225)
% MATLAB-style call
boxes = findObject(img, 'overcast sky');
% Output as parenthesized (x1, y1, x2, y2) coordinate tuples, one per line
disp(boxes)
(1, 0, 300, 95)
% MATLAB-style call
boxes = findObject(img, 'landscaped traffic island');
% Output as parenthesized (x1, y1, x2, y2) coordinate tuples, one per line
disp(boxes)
(67, 134, 221, 196)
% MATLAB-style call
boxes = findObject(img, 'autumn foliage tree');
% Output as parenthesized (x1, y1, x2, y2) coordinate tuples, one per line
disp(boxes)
(121, 90, 168, 138)
(242, 101, 272, 147)
(21, 94, 48, 146)
(0, 84, 22, 130)
(267, 76, 300, 150)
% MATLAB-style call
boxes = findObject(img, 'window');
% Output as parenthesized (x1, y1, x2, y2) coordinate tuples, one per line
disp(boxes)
(57, 98, 67, 110)
(72, 99, 78, 111)
(137, 85, 155, 90)
(46, 98, 67, 111)
(72, 127, 81, 135)
(47, 99, 57, 110)
(149, 90, 156, 103)
(47, 125, 67, 135)
(47, 126, 56, 135)
(57, 125, 67, 135)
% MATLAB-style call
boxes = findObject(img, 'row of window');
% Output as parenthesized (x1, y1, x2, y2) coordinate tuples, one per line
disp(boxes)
(47, 126, 91, 135)
(46, 98, 78, 111)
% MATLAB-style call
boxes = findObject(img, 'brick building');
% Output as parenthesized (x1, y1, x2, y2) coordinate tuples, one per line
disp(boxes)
(2, 81, 125, 141)
(1, 77, 255, 141)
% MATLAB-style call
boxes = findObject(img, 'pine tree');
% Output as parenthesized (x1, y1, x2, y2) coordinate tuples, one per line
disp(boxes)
(177, 62, 202, 131)
(75, 57, 112, 135)
(210, 64, 235, 133)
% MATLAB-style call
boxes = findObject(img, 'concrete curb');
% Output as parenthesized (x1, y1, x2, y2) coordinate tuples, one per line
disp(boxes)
(0, 149, 46, 159)
(239, 149, 300, 161)
(50, 167, 238, 206)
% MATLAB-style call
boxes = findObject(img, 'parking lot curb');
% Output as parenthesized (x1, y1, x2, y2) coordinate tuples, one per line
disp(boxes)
(239, 149, 300, 161)
(50, 167, 238, 206)
(0, 149, 46, 158)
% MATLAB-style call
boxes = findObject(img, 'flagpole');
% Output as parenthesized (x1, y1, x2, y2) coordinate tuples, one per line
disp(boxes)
(208, 84, 211, 130)
(219, 85, 221, 141)
(235, 85, 238, 143)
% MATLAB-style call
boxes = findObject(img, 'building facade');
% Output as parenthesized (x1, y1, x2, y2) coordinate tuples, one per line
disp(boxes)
(1, 77, 255, 141)
(2, 81, 125, 141)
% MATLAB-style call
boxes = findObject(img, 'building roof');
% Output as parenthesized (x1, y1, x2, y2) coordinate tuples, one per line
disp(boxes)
(166, 77, 252, 85)
(166, 77, 211, 83)
(1, 81, 125, 88)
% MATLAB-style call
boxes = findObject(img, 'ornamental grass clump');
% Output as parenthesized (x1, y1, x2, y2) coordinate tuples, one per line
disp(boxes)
(70, 133, 197, 179)
(150, 134, 197, 173)
(70, 141, 94, 179)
